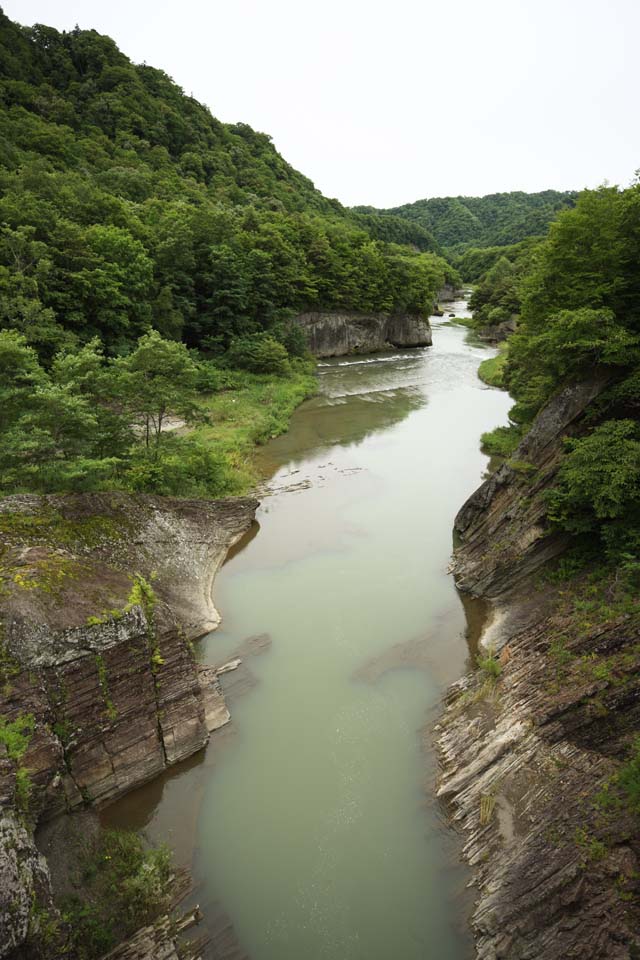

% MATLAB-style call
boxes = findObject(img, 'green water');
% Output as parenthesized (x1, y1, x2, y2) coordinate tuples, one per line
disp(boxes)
(104, 307, 511, 959)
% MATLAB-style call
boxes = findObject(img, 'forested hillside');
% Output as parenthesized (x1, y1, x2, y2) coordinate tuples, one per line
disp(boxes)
(355, 190, 576, 254)
(0, 8, 457, 498)
(0, 9, 454, 360)
(475, 183, 640, 574)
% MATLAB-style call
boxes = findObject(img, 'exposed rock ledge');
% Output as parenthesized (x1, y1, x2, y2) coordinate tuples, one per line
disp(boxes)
(294, 311, 432, 357)
(0, 492, 257, 958)
(438, 379, 640, 959)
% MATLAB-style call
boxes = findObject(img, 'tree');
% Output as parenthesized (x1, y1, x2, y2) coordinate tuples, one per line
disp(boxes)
(115, 330, 202, 450)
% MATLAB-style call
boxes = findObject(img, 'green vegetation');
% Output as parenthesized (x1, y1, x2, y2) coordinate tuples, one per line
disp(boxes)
(0, 10, 459, 497)
(192, 362, 317, 490)
(477, 647, 502, 680)
(455, 237, 543, 282)
(494, 183, 640, 566)
(478, 343, 509, 388)
(480, 423, 522, 458)
(355, 191, 576, 255)
(0, 713, 35, 813)
(58, 829, 173, 959)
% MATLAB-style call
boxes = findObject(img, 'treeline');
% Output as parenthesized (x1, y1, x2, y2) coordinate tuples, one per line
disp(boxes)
(479, 182, 640, 567)
(0, 10, 454, 363)
(355, 190, 576, 254)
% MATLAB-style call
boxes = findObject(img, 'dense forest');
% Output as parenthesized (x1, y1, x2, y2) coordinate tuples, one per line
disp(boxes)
(0, 8, 456, 497)
(474, 182, 640, 575)
(355, 190, 576, 256)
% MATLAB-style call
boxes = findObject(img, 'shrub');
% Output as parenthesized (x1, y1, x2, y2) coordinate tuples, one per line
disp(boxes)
(226, 335, 290, 375)
(124, 437, 232, 497)
(477, 648, 502, 679)
(480, 424, 523, 458)
(61, 829, 173, 960)
(547, 420, 640, 540)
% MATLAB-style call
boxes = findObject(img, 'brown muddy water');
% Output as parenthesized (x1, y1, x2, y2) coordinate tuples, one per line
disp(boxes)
(103, 303, 512, 960)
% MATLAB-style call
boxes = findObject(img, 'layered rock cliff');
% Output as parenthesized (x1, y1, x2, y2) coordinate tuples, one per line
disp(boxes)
(294, 311, 432, 357)
(438, 381, 640, 959)
(0, 492, 257, 958)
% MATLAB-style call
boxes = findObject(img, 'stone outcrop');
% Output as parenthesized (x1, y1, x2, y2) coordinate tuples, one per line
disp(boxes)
(0, 812, 53, 958)
(294, 311, 432, 357)
(439, 378, 640, 959)
(101, 909, 206, 960)
(475, 316, 517, 343)
(0, 492, 257, 958)
(437, 284, 463, 303)
(453, 374, 610, 598)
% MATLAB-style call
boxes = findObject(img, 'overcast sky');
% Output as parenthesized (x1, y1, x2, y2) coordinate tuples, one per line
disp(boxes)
(4, 0, 639, 207)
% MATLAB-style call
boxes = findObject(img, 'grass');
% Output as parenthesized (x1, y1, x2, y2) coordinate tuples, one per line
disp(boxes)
(478, 341, 509, 388)
(192, 359, 317, 493)
(446, 315, 476, 329)
(480, 423, 523, 458)
(477, 647, 502, 680)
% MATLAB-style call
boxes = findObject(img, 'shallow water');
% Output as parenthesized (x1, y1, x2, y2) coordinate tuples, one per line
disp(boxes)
(104, 303, 511, 960)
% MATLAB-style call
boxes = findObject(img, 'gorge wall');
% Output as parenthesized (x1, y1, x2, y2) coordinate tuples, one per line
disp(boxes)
(0, 492, 257, 958)
(294, 311, 432, 357)
(438, 381, 640, 959)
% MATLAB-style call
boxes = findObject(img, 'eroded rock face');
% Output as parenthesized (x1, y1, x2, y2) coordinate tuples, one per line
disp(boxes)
(437, 284, 462, 303)
(294, 311, 432, 357)
(0, 813, 52, 960)
(452, 376, 610, 598)
(438, 603, 640, 960)
(0, 492, 257, 956)
(440, 378, 640, 958)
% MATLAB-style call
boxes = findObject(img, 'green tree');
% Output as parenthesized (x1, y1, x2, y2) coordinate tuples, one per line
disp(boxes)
(116, 330, 202, 450)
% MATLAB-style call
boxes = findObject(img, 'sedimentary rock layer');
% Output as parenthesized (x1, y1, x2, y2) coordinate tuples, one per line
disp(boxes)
(0, 492, 257, 957)
(439, 380, 640, 958)
(294, 311, 432, 357)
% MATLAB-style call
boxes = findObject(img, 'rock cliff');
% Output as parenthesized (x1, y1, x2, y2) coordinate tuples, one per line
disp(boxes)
(0, 492, 257, 958)
(439, 380, 640, 959)
(294, 311, 432, 357)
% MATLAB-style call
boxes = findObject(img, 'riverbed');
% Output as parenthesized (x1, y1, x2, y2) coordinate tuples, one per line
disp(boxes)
(104, 302, 511, 960)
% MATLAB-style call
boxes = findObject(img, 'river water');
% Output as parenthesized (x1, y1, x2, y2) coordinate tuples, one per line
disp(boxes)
(104, 302, 511, 960)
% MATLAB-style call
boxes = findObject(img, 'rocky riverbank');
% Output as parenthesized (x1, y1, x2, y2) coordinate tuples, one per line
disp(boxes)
(438, 381, 640, 958)
(0, 492, 257, 958)
(294, 310, 432, 357)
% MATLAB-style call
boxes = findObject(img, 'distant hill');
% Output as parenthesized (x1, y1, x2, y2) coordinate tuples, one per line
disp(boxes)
(0, 9, 454, 357)
(353, 190, 577, 252)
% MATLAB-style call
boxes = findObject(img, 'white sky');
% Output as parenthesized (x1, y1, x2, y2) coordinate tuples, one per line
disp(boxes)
(4, 0, 640, 207)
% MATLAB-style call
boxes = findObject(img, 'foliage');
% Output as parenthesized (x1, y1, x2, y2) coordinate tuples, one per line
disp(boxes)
(356, 191, 576, 253)
(0, 10, 450, 361)
(226, 334, 290, 375)
(469, 256, 520, 327)
(0, 713, 35, 813)
(463, 183, 640, 571)
(455, 237, 542, 282)
(477, 648, 502, 679)
(478, 344, 508, 388)
(114, 330, 202, 448)
(547, 420, 640, 544)
(59, 829, 173, 960)
(0, 9, 461, 498)
(0, 712, 35, 761)
(193, 361, 316, 490)
(480, 423, 522, 458)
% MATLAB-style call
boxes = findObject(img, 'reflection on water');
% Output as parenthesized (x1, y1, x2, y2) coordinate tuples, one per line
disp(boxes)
(103, 304, 511, 960)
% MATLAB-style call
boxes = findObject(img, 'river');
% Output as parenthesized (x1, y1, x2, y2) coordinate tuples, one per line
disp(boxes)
(103, 300, 512, 960)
